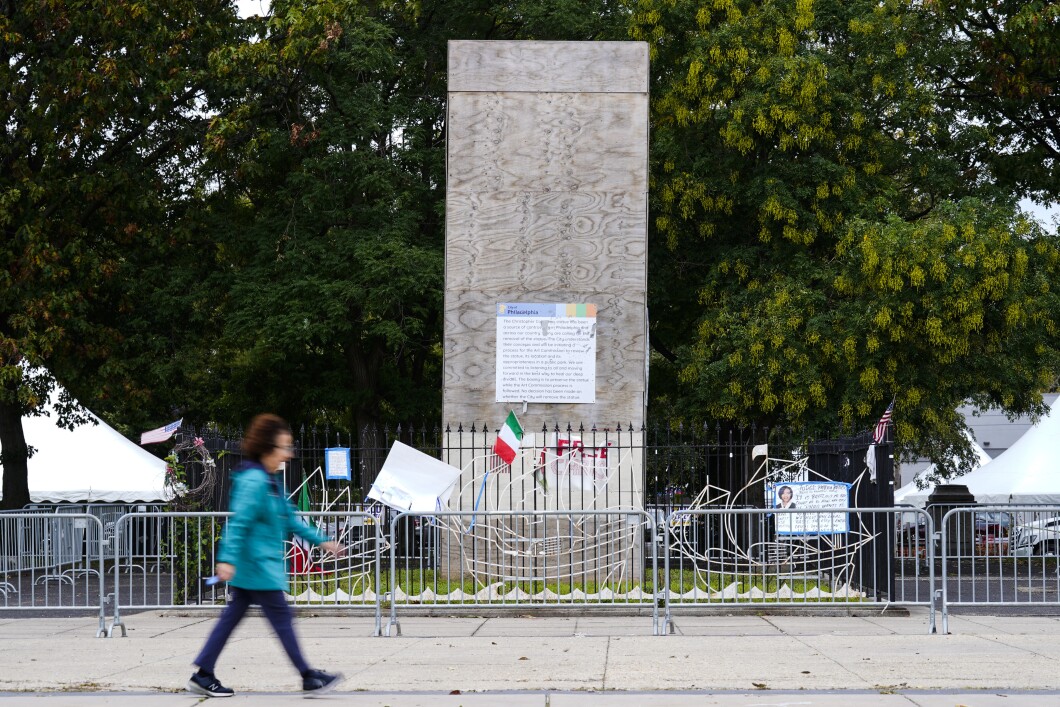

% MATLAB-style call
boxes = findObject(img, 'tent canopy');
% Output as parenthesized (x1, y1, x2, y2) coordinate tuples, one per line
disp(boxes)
(895, 399, 1060, 508)
(0, 396, 172, 504)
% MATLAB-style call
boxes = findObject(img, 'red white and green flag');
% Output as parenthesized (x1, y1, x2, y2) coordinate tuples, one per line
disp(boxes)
(493, 411, 524, 465)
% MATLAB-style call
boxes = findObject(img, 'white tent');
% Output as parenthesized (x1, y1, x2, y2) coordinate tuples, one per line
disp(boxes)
(895, 398, 1060, 507)
(0, 399, 172, 504)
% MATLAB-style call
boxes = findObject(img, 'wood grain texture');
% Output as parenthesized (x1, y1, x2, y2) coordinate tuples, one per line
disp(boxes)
(444, 41, 648, 430)
(446, 190, 646, 292)
(447, 92, 648, 193)
(442, 288, 646, 428)
(449, 40, 648, 93)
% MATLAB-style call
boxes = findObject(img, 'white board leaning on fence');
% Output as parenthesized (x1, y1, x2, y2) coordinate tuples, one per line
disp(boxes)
(367, 441, 463, 512)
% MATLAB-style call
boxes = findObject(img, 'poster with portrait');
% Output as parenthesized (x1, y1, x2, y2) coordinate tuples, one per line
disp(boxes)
(771, 481, 851, 535)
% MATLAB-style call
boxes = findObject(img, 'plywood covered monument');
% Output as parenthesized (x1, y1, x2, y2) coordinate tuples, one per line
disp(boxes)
(438, 41, 651, 582)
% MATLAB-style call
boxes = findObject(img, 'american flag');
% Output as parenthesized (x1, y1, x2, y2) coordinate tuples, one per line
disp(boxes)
(140, 418, 182, 445)
(872, 401, 894, 444)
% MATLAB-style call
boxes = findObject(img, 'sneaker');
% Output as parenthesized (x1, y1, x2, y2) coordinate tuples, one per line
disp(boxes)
(187, 672, 235, 698)
(302, 669, 344, 697)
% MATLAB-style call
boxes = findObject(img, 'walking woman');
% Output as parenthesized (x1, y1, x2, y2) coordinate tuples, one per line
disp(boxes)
(188, 413, 346, 698)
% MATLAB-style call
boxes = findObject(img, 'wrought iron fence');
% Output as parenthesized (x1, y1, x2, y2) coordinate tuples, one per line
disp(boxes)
(176, 421, 894, 515)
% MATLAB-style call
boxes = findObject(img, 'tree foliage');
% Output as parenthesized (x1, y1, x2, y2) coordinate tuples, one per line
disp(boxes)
(632, 0, 1060, 472)
(0, 0, 238, 506)
(4, 0, 1057, 493)
(927, 0, 1060, 202)
(192, 0, 629, 435)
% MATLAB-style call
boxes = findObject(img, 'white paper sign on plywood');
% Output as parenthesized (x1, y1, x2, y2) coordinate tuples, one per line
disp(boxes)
(495, 303, 596, 404)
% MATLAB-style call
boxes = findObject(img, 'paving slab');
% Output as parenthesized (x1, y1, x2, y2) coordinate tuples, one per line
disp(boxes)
(1, 613, 1059, 696)
(4, 693, 1060, 707)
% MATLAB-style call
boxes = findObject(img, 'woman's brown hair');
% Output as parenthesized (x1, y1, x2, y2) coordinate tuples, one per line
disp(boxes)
(241, 413, 292, 460)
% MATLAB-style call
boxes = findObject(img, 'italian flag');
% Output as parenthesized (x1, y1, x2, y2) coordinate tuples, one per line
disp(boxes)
(493, 411, 524, 465)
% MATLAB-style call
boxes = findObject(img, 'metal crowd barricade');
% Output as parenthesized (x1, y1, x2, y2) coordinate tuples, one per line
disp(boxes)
(940, 505, 1060, 633)
(0, 513, 107, 636)
(661, 507, 936, 634)
(384, 509, 658, 636)
(108, 511, 384, 637)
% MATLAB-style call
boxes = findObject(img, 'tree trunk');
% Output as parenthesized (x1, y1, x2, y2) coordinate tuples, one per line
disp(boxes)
(0, 396, 31, 509)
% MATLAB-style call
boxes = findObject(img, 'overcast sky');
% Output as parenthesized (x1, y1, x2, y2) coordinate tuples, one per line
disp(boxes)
(236, 0, 268, 18)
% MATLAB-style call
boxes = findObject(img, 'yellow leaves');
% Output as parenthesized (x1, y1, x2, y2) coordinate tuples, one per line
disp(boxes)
(1006, 303, 1024, 327)
(930, 259, 948, 281)
(842, 336, 858, 364)
(688, 59, 703, 84)
(721, 123, 754, 154)
(783, 392, 808, 417)
(860, 366, 879, 388)
(809, 382, 826, 407)
(909, 265, 925, 287)
(1013, 248, 1029, 277)
(778, 28, 796, 56)
(794, 0, 815, 31)
(924, 316, 944, 345)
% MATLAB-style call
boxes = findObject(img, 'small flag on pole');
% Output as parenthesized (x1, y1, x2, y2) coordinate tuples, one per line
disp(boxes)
(140, 418, 182, 445)
(493, 411, 524, 465)
(872, 399, 894, 444)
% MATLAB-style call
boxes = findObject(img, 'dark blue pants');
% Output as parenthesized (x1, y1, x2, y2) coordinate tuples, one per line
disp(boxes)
(194, 586, 310, 675)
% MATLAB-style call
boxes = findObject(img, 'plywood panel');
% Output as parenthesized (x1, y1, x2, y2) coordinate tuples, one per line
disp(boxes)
(442, 288, 646, 428)
(447, 92, 648, 193)
(445, 41, 648, 430)
(449, 41, 648, 93)
(446, 190, 646, 292)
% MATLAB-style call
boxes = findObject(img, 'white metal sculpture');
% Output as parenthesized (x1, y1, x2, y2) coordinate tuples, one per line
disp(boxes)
(667, 445, 876, 599)
(284, 467, 384, 601)
(431, 439, 647, 591)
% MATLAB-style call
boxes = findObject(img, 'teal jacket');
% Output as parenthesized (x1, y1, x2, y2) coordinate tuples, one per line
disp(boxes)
(217, 462, 327, 591)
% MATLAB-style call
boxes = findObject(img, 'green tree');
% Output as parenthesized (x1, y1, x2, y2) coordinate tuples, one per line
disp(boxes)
(199, 0, 630, 435)
(926, 0, 1060, 203)
(0, 0, 238, 507)
(632, 0, 1060, 472)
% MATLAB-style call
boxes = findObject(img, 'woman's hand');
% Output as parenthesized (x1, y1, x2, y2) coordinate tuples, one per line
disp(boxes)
(215, 562, 235, 582)
(320, 541, 347, 558)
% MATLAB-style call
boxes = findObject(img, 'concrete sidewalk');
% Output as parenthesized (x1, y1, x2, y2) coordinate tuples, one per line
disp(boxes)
(2, 610, 1059, 705)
